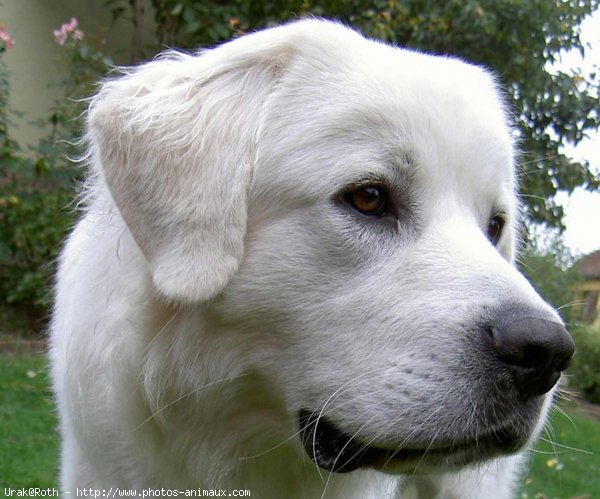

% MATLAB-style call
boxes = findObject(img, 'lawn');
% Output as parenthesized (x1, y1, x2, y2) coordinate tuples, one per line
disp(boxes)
(520, 403, 600, 499)
(1, 354, 599, 497)
(0, 354, 59, 488)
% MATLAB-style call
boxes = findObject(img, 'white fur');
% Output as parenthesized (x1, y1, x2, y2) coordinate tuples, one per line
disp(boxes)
(51, 19, 561, 498)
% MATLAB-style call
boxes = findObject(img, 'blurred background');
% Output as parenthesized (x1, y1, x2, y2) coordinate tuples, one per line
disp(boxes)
(1, 1, 599, 497)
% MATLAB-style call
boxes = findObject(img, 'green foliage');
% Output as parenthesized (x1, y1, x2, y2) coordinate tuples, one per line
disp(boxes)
(519, 228, 583, 324)
(520, 404, 600, 498)
(3, 2, 600, 319)
(516, 229, 600, 408)
(0, 25, 111, 313)
(0, 165, 74, 308)
(568, 324, 600, 404)
(4, 353, 600, 495)
(133, 0, 600, 230)
(381, 0, 600, 229)
(516, 228, 600, 410)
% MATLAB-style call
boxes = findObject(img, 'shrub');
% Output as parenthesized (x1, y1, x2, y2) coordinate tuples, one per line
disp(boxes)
(0, 20, 110, 316)
(518, 228, 583, 325)
(567, 324, 600, 404)
(0, 164, 74, 309)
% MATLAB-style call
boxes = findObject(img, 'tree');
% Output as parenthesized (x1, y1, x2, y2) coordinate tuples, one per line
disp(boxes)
(518, 227, 583, 324)
(122, 0, 599, 229)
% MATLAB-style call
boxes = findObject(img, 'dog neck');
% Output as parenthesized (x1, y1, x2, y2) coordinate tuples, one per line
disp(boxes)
(123, 292, 393, 497)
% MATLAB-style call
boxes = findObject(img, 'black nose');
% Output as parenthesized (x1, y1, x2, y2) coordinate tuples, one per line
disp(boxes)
(488, 307, 575, 400)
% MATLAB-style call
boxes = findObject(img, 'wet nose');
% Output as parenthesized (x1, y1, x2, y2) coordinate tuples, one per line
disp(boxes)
(488, 307, 575, 401)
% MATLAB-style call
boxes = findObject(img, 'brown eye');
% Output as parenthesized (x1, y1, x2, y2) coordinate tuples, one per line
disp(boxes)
(346, 186, 388, 216)
(486, 215, 505, 246)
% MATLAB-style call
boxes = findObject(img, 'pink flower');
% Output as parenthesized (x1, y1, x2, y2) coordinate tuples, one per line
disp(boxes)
(66, 17, 78, 30)
(0, 25, 14, 50)
(53, 27, 67, 46)
(53, 17, 84, 46)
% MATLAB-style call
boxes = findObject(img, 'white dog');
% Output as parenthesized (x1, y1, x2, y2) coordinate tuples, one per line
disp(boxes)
(50, 19, 574, 499)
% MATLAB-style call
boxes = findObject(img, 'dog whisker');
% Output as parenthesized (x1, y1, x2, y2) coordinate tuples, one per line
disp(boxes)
(319, 415, 380, 499)
(413, 426, 445, 472)
(240, 375, 388, 463)
(311, 368, 392, 480)
(383, 402, 449, 468)
(549, 403, 577, 431)
(536, 435, 592, 455)
(519, 194, 548, 201)
(517, 155, 561, 171)
(556, 300, 586, 311)
(50, 17, 574, 497)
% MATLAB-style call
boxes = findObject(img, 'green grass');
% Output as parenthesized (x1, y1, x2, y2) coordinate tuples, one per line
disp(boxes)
(521, 404, 600, 499)
(1, 354, 599, 497)
(0, 354, 58, 488)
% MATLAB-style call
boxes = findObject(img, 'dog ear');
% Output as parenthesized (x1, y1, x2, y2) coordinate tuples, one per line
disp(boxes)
(86, 26, 305, 303)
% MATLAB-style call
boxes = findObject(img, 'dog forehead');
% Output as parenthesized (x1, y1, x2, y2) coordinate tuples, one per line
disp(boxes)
(254, 36, 514, 204)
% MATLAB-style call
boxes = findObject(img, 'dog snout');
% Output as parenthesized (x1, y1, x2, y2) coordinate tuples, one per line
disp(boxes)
(486, 306, 575, 401)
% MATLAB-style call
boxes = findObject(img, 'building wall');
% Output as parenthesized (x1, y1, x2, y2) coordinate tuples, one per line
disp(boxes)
(0, 0, 154, 148)
(582, 279, 600, 325)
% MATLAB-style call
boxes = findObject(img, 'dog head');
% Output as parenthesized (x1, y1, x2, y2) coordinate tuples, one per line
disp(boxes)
(88, 19, 574, 474)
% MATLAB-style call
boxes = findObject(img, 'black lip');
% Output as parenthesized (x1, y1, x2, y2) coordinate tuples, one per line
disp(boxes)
(299, 409, 373, 472)
(298, 410, 523, 473)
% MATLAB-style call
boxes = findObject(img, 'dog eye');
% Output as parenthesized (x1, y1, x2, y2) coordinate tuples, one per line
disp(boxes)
(345, 186, 388, 216)
(486, 215, 505, 246)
